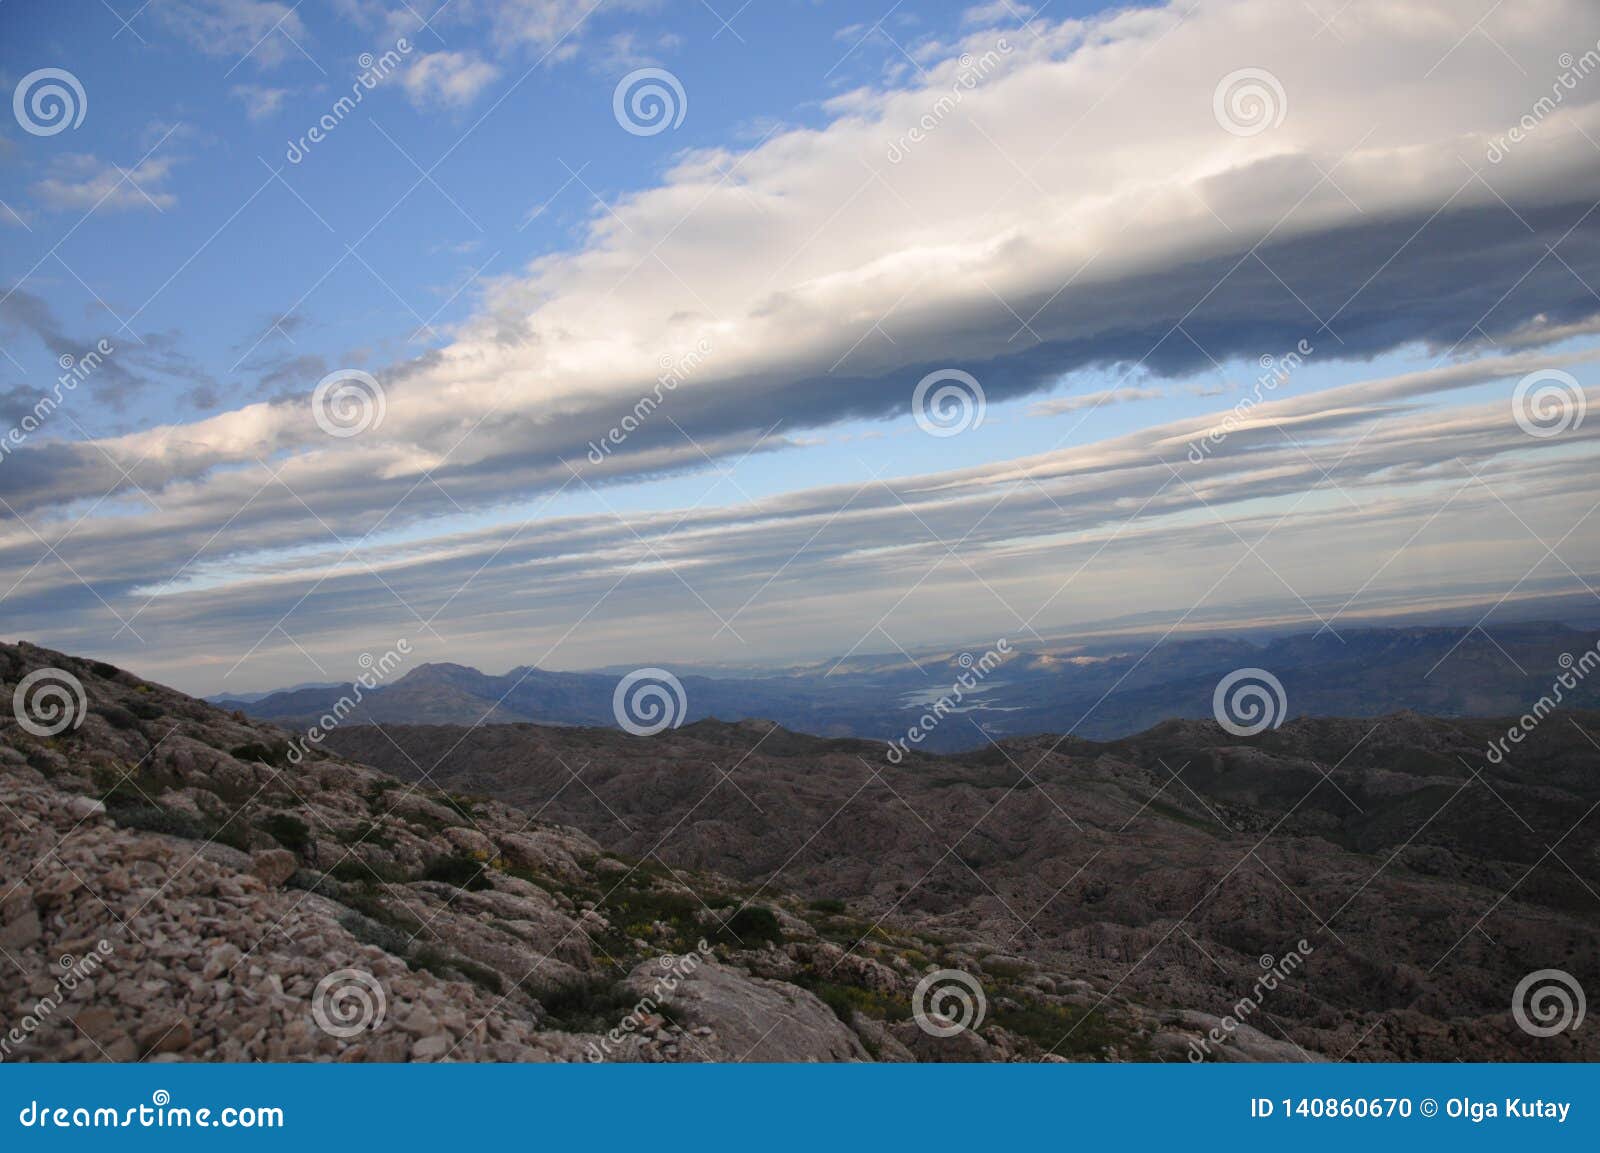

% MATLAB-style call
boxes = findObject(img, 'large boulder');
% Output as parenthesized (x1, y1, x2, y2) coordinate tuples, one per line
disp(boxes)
(249, 848, 298, 888)
(624, 957, 870, 1062)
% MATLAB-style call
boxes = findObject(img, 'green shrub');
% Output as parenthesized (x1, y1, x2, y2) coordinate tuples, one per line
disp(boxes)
(439, 793, 478, 821)
(793, 975, 907, 1025)
(110, 804, 208, 840)
(328, 857, 410, 886)
(96, 705, 141, 731)
(260, 812, 312, 855)
(808, 898, 847, 915)
(109, 804, 252, 852)
(537, 979, 647, 1032)
(231, 741, 289, 767)
(709, 905, 783, 946)
(423, 855, 491, 890)
(410, 946, 503, 993)
(990, 1000, 1132, 1059)
(340, 913, 412, 956)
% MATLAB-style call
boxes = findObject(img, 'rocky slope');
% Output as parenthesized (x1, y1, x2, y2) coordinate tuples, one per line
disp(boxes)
(1, 641, 1202, 1063)
(327, 708, 1600, 1062)
(5, 640, 1597, 1062)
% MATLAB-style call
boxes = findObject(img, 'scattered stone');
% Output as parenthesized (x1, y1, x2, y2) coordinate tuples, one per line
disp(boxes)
(249, 849, 298, 888)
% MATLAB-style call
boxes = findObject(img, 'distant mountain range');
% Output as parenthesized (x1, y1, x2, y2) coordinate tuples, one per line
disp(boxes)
(216, 620, 1600, 750)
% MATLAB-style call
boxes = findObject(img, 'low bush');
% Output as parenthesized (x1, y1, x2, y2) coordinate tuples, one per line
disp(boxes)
(422, 855, 491, 890)
(709, 905, 783, 946)
(260, 812, 312, 855)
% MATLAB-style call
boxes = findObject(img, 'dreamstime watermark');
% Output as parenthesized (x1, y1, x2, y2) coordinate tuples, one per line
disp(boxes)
(13, 67, 86, 136)
(285, 37, 413, 164)
(1186, 940, 1314, 1061)
(583, 940, 714, 1061)
(1186, 339, 1314, 463)
(1512, 368, 1586, 439)
(285, 640, 412, 765)
(1212, 667, 1288, 737)
(885, 639, 1011, 763)
(1212, 68, 1286, 137)
(9, 668, 87, 738)
(886, 38, 1013, 163)
(613, 68, 687, 136)
(911, 968, 987, 1037)
(17, 1091, 283, 1129)
(311, 368, 387, 438)
(1, 941, 114, 1062)
(1485, 639, 1599, 764)
(0, 340, 115, 466)
(311, 967, 387, 1039)
(1511, 968, 1586, 1038)
(1487, 42, 1600, 164)
(913, 368, 986, 437)
(612, 668, 687, 737)
(586, 340, 713, 464)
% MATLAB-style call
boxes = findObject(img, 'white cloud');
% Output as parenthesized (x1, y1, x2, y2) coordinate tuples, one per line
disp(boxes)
(963, 2, 1033, 26)
(158, 0, 312, 68)
(1031, 388, 1166, 416)
(484, 0, 610, 52)
(30, 154, 179, 213)
(402, 50, 502, 108)
(230, 84, 289, 120)
(21, 0, 1600, 490)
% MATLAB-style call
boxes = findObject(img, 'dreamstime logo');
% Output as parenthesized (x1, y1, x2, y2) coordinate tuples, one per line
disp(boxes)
(13, 68, 87, 136)
(286, 639, 412, 765)
(1212, 667, 1287, 737)
(1187, 939, 1314, 1061)
(912, 968, 987, 1037)
(0, 339, 115, 467)
(613, 68, 687, 136)
(312, 369, 386, 438)
(612, 668, 687, 736)
(311, 968, 386, 1039)
(0, 940, 114, 1062)
(1512, 968, 1586, 1038)
(285, 36, 412, 163)
(1512, 368, 1586, 439)
(886, 37, 1013, 163)
(586, 339, 713, 464)
(1212, 68, 1286, 137)
(886, 639, 1011, 764)
(11, 668, 87, 738)
(1186, 339, 1314, 463)
(913, 369, 985, 437)
(583, 940, 714, 1062)
(1487, 41, 1600, 164)
(1485, 641, 1599, 764)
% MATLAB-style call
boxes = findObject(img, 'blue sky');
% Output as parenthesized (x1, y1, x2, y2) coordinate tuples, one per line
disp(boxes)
(1, 0, 1598, 693)
(1, 0, 1102, 440)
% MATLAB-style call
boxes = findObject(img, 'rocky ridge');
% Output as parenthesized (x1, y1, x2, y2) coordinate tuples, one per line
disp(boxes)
(328, 708, 1600, 1062)
(0, 641, 1191, 1062)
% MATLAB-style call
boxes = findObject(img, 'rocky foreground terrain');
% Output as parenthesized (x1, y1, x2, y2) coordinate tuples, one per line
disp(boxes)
(0, 641, 1175, 1063)
(2, 639, 1597, 1062)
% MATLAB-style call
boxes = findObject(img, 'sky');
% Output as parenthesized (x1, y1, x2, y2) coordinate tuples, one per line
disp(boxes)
(0, 0, 1597, 696)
